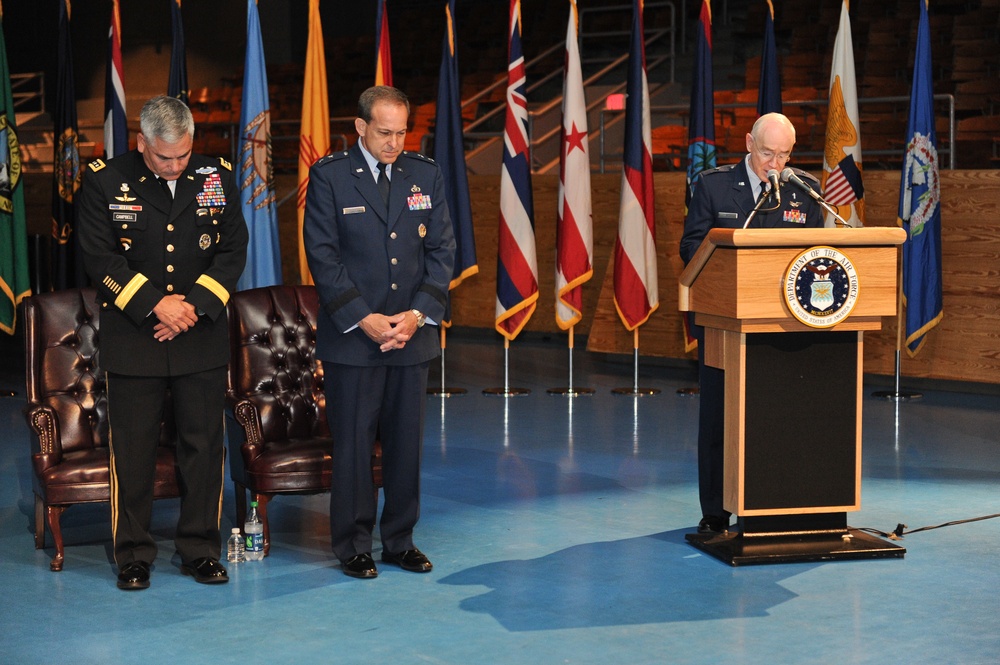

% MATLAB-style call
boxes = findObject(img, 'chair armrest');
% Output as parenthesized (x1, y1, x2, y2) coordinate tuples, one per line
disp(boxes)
(24, 405, 63, 472)
(232, 399, 265, 460)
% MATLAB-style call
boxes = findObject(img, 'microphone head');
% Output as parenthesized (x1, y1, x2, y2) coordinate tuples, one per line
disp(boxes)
(767, 169, 780, 181)
(780, 167, 795, 183)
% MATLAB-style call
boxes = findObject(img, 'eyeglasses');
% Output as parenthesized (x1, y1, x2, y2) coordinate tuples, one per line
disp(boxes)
(749, 137, 792, 164)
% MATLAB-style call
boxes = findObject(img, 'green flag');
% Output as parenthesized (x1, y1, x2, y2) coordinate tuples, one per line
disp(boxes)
(0, 6, 31, 334)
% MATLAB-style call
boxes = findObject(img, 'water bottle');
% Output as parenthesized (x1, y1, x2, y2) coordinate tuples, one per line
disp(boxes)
(226, 527, 245, 563)
(244, 501, 264, 561)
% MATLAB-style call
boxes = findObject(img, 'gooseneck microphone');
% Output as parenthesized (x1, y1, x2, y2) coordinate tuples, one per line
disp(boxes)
(767, 169, 781, 205)
(779, 167, 854, 228)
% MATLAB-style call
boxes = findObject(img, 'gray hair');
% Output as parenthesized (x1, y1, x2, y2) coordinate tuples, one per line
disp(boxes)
(357, 86, 410, 122)
(750, 112, 796, 144)
(139, 95, 195, 143)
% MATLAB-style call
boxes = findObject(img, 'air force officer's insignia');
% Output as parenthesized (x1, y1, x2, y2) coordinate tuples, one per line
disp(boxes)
(418, 224, 427, 238)
(199, 233, 212, 250)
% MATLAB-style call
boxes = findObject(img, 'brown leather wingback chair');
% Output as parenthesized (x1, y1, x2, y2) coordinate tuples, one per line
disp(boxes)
(226, 285, 382, 556)
(22, 288, 181, 571)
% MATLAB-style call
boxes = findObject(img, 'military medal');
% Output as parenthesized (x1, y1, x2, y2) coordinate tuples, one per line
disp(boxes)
(115, 184, 137, 203)
(196, 173, 227, 207)
(199, 234, 212, 250)
(418, 224, 427, 238)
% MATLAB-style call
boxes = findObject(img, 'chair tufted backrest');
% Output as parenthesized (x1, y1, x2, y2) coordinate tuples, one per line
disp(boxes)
(227, 285, 327, 442)
(23, 288, 107, 454)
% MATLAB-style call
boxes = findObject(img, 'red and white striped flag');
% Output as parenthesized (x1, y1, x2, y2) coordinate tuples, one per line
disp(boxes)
(555, 0, 593, 330)
(495, 0, 538, 341)
(613, 0, 658, 331)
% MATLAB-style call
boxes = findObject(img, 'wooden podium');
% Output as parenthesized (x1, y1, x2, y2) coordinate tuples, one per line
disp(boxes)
(679, 227, 907, 565)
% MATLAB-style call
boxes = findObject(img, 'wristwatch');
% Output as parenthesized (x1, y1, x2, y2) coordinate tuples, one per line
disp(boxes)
(411, 309, 426, 327)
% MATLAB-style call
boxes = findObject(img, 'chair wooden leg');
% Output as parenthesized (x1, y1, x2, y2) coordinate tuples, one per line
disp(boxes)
(253, 494, 271, 557)
(34, 494, 45, 549)
(46, 505, 66, 572)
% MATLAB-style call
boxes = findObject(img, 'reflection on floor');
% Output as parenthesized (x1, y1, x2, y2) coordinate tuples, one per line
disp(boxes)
(2, 331, 998, 665)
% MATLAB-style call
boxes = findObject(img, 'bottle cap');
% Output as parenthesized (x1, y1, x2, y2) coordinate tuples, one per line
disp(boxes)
(232, 528, 240, 534)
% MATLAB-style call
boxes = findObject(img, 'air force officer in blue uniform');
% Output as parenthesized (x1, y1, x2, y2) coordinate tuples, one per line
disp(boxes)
(303, 86, 456, 579)
(680, 113, 825, 535)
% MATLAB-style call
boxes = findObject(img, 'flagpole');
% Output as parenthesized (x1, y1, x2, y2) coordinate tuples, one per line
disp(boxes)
(548, 325, 595, 396)
(484, 337, 530, 397)
(612, 329, 659, 396)
(428, 326, 467, 397)
(873, 245, 921, 401)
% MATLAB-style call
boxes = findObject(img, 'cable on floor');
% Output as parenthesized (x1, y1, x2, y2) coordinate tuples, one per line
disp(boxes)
(853, 512, 1000, 540)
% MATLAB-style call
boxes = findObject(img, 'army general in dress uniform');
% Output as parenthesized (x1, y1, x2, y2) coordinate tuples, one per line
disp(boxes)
(680, 112, 825, 536)
(78, 96, 248, 590)
(303, 86, 456, 579)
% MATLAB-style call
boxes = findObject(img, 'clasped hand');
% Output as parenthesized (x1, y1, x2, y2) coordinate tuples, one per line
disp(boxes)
(152, 295, 198, 342)
(359, 311, 420, 352)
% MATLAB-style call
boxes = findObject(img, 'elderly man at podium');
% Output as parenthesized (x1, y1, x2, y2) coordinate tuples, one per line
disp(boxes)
(680, 112, 825, 535)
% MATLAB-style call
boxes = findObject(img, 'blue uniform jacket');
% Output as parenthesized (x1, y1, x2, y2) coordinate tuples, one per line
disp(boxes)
(303, 144, 456, 367)
(680, 159, 825, 265)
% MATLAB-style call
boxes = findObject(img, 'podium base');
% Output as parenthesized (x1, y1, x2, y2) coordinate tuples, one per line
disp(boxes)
(428, 387, 468, 396)
(685, 527, 905, 566)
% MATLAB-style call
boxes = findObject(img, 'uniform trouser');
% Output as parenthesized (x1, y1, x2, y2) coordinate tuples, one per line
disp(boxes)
(107, 367, 227, 567)
(695, 325, 730, 520)
(326, 362, 429, 562)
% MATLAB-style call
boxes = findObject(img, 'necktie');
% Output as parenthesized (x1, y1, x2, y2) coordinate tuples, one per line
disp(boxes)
(376, 162, 390, 207)
(158, 177, 174, 199)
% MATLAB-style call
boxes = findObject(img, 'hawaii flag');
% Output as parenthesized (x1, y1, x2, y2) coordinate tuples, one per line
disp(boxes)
(495, 0, 538, 340)
(614, 0, 658, 331)
(555, 0, 592, 330)
(297, 0, 329, 285)
(822, 0, 865, 227)
(898, 0, 942, 356)
(375, 0, 393, 86)
(104, 0, 127, 158)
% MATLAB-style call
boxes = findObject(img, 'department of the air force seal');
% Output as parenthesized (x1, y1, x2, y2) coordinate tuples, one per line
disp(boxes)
(783, 246, 860, 328)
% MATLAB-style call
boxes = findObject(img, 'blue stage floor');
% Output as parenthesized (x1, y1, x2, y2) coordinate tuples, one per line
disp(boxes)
(1, 331, 998, 664)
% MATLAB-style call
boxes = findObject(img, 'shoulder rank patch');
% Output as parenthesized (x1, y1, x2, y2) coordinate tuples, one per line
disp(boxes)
(88, 159, 107, 172)
(401, 150, 435, 164)
(218, 157, 232, 171)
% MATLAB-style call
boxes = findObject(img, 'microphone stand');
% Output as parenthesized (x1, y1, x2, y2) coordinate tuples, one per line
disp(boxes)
(742, 189, 773, 229)
(816, 198, 854, 228)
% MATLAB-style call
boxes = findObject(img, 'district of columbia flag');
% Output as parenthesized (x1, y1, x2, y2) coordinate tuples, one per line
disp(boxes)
(614, 0, 658, 332)
(104, 0, 127, 158)
(236, 0, 282, 291)
(898, 0, 942, 357)
(757, 0, 781, 116)
(495, 0, 538, 341)
(555, 0, 592, 330)
(168, 0, 189, 105)
(297, 0, 330, 286)
(52, 0, 83, 290)
(822, 0, 865, 228)
(0, 2, 32, 333)
(434, 0, 478, 325)
(375, 0, 393, 87)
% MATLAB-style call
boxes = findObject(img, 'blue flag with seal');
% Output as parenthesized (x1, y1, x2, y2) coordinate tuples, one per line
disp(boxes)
(686, 0, 716, 206)
(898, 0, 942, 356)
(236, 0, 282, 291)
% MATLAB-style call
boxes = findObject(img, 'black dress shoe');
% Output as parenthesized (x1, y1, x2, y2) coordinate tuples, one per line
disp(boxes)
(117, 561, 151, 591)
(181, 557, 229, 584)
(342, 553, 378, 579)
(697, 515, 729, 535)
(381, 548, 433, 573)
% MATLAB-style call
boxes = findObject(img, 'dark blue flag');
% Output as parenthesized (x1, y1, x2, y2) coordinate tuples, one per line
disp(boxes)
(53, 0, 83, 289)
(168, 0, 189, 105)
(686, 0, 716, 203)
(434, 0, 477, 321)
(898, 0, 943, 356)
(758, 0, 781, 115)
